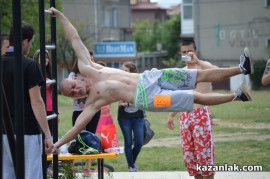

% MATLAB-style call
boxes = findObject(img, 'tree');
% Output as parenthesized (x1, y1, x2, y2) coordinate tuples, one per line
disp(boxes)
(56, 21, 94, 73)
(0, 0, 63, 56)
(132, 15, 181, 61)
(161, 15, 181, 60)
(132, 20, 162, 52)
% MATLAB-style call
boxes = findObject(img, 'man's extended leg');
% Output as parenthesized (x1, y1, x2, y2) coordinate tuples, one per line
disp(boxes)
(196, 47, 253, 83)
(194, 83, 251, 105)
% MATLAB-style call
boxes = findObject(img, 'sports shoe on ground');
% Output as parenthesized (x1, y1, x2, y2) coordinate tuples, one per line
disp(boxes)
(233, 83, 252, 101)
(82, 168, 91, 177)
(134, 164, 139, 171)
(239, 47, 254, 75)
(128, 167, 137, 172)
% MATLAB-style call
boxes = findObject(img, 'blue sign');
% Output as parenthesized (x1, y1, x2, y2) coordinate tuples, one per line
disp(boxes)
(94, 42, 136, 58)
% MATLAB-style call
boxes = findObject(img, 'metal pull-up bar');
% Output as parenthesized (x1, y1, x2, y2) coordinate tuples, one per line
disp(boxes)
(39, 1, 59, 179)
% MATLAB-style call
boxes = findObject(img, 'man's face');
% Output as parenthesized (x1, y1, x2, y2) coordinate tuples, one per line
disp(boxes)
(180, 44, 196, 56)
(22, 35, 35, 55)
(1, 39, 9, 55)
(61, 79, 87, 99)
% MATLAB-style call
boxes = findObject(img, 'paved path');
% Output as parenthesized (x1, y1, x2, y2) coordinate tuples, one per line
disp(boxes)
(76, 171, 270, 179)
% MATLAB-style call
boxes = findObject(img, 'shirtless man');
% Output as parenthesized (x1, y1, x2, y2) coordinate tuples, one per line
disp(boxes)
(167, 40, 217, 179)
(48, 7, 253, 151)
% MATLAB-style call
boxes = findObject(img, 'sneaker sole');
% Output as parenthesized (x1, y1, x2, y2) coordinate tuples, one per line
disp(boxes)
(240, 83, 252, 101)
(244, 47, 254, 74)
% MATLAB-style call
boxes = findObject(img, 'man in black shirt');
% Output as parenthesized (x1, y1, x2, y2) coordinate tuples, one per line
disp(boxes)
(2, 21, 53, 179)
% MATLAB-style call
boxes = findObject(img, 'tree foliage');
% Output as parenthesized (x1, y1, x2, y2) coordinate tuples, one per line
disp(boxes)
(0, 0, 63, 57)
(132, 15, 181, 61)
(56, 21, 94, 72)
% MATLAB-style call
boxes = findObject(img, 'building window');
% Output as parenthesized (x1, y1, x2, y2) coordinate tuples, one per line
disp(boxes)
(267, 38, 270, 48)
(102, 7, 111, 27)
(112, 7, 118, 27)
(183, 0, 193, 20)
(155, 13, 161, 21)
(266, 0, 270, 7)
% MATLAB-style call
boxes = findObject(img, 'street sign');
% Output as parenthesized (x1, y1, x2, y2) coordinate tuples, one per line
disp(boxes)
(94, 42, 136, 58)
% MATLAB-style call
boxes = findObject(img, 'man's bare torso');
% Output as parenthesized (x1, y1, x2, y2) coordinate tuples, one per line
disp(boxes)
(187, 63, 213, 109)
(84, 67, 140, 108)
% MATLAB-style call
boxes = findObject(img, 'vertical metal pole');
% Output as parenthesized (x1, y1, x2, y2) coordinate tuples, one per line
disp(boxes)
(0, 6, 3, 179)
(194, 0, 200, 52)
(12, 0, 25, 178)
(50, 1, 59, 179)
(38, 0, 47, 178)
(94, 0, 98, 41)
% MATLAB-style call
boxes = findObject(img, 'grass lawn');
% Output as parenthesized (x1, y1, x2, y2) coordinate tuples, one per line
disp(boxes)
(56, 90, 270, 172)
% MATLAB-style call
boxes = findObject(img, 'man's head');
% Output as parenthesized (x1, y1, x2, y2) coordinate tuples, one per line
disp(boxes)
(121, 61, 138, 73)
(180, 39, 197, 56)
(1, 33, 9, 55)
(9, 21, 35, 55)
(59, 78, 88, 99)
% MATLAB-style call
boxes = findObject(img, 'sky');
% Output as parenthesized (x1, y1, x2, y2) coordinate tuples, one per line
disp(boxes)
(150, 0, 182, 7)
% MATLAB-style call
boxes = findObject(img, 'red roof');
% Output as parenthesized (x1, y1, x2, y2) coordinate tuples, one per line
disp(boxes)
(132, 2, 168, 10)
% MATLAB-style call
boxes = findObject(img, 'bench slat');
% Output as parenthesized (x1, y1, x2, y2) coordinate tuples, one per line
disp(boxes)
(47, 153, 118, 161)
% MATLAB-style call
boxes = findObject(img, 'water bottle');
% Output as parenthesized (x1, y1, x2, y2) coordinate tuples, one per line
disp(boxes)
(104, 147, 124, 154)
(60, 144, 68, 154)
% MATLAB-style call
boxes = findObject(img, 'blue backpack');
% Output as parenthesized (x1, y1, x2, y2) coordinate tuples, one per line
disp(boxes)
(68, 130, 101, 154)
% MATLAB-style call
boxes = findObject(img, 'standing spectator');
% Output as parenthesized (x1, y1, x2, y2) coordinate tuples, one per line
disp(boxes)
(261, 57, 270, 86)
(118, 61, 145, 172)
(33, 49, 54, 133)
(68, 56, 101, 177)
(167, 39, 217, 179)
(2, 21, 53, 179)
(1, 33, 9, 54)
(33, 49, 55, 175)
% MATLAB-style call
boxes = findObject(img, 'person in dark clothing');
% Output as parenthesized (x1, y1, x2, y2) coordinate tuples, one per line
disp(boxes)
(118, 62, 145, 172)
(2, 21, 53, 179)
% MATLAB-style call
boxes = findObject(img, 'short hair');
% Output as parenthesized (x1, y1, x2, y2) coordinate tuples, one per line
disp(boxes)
(180, 39, 197, 51)
(122, 61, 138, 73)
(59, 78, 69, 95)
(9, 21, 35, 46)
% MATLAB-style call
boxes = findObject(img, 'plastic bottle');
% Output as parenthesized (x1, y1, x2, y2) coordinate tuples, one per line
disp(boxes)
(104, 147, 124, 154)
(60, 143, 68, 154)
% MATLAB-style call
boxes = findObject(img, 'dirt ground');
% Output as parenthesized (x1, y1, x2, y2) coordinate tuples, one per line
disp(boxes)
(145, 120, 270, 148)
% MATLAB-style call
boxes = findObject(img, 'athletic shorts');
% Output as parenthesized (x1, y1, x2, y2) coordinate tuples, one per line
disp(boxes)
(2, 134, 43, 179)
(179, 106, 215, 176)
(134, 68, 197, 112)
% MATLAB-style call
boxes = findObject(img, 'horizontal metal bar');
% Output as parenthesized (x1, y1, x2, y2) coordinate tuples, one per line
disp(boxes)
(47, 113, 58, 121)
(45, 44, 56, 50)
(46, 79, 56, 85)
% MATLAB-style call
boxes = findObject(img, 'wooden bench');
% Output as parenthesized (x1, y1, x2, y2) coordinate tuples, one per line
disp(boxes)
(47, 153, 119, 179)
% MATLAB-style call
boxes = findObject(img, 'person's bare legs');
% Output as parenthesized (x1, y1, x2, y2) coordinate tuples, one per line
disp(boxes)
(196, 67, 240, 83)
(196, 47, 253, 84)
(194, 91, 235, 105)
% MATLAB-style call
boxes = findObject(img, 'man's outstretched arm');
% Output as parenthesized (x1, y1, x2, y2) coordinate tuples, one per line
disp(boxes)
(54, 104, 99, 150)
(49, 7, 93, 73)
